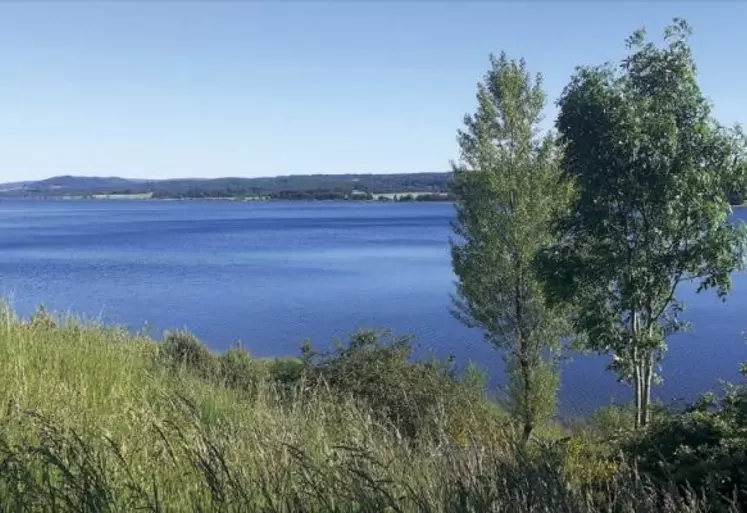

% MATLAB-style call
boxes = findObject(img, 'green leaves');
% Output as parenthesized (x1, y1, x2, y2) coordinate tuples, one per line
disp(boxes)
(451, 54, 570, 439)
(546, 19, 747, 425)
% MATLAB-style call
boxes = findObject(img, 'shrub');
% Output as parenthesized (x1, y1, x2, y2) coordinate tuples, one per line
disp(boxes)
(305, 329, 497, 440)
(160, 332, 305, 398)
(556, 431, 621, 489)
(160, 329, 219, 380)
(589, 404, 636, 439)
(268, 358, 305, 387)
(219, 346, 267, 394)
(29, 305, 58, 330)
(624, 363, 747, 505)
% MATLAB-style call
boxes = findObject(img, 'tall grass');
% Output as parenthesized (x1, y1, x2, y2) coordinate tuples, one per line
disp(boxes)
(0, 308, 736, 512)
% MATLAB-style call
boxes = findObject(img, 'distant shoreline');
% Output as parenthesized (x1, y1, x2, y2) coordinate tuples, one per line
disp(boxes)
(0, 195, 454, 204)
(1, 190, 454, 204)
(0, 172, 454, 203)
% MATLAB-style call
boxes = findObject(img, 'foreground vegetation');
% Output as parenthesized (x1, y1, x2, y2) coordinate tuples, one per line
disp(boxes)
(0, 307, 746, 512)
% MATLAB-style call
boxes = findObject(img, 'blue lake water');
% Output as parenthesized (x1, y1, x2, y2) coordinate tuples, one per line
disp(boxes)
(1, 199, 746, 415)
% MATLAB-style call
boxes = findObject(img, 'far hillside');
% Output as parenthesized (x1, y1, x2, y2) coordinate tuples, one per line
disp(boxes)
(0, 172, 453, 201)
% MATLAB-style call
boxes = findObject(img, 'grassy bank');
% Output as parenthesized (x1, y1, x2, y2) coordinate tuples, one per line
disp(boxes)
(0, 307, 741, 512)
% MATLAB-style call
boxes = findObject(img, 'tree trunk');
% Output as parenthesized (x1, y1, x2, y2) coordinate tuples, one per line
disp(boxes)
(515, 262, 533, 444)
(641, 353, 653, 427)
(631, 308, 643, 429)
(522, 420, 533, 443)
(633, 358, 643, 429)
(519, 355, 534, 443)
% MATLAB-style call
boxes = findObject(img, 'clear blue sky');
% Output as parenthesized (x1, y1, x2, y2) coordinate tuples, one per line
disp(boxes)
(0, 1, 745, 181)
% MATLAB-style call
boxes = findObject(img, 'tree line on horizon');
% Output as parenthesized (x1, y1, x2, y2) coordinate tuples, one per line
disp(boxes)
(0, 172, 454, 200)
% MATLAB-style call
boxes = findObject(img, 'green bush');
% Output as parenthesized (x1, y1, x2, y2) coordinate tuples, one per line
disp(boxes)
(160, 329, 219, 380)
(268, 358, 305, 387)
(624, 364, 747, 505)
(28, 305, 58, 330)
(305, 329, 496, 440)
(160, 332, 305, 398)
(218, 346, 267, 394)
(588, 404, 636, 439)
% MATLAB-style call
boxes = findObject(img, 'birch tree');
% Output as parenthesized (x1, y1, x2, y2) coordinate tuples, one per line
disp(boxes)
(543, 20, 747, 427)
(451, 53, 570, 441)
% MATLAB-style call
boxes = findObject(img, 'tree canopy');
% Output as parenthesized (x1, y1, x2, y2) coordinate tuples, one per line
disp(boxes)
(451, 53, 570, 441)
(541, 19, 747, 427)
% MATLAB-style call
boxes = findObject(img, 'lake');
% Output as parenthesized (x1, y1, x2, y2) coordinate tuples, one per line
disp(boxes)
(1, 199, 745, 415)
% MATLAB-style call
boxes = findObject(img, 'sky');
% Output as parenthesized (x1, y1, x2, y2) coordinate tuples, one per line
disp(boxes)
(0, 1, 745, 182)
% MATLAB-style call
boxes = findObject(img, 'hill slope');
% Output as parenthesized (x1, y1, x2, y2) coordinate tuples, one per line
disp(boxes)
(0, 172, 452, 199)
